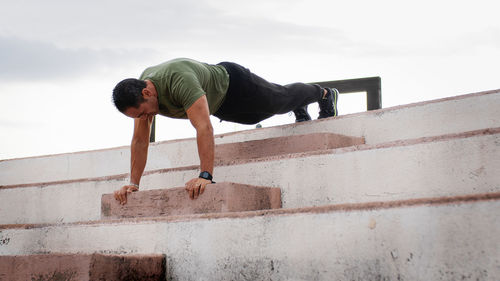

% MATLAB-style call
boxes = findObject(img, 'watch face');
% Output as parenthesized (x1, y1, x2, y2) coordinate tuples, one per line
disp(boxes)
(199, 171, 212, 180)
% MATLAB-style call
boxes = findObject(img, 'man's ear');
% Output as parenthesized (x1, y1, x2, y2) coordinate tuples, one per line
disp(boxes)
(141, 87, 151, 98)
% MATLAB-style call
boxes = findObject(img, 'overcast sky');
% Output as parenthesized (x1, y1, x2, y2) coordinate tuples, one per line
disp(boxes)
(1, 0, 499, 160)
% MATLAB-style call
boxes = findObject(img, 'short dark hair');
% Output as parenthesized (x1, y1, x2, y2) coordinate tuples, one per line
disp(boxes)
(112, 78, 146, 113)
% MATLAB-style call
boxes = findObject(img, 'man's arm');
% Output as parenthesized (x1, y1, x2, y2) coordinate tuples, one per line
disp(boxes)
(185, 95, 214, 199)
(130, 116, 153, 185)
(114, 116, 153, 205)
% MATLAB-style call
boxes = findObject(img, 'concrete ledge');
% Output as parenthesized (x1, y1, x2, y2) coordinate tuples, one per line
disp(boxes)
(0, 133, 363, 190)
(101, 182, 281, 219)
(2, 191, 498, 230)
(4, 127, 497, 191)
(215, 133, 364, 163)
(0, 253, 165, 281)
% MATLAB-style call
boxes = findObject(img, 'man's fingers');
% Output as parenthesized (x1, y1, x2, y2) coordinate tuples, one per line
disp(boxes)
(122, 192, 128, 205)
(113, 186, 136, 205)
(114, 190, 125, 204)
(189, 187, 195, 199)
(193, 185, 200, 199)
(120, 191, 127, 205)
(185, 178, 212, 199)
(185, 180, 194, 191)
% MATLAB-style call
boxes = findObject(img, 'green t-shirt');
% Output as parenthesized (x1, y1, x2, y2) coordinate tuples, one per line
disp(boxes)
(139, 58, 230, 119)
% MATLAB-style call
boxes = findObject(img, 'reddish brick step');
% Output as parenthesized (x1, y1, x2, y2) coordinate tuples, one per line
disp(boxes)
(215, 132, 364, 162)
(0, 253, 165, 281)
(101, 182, 281, 219)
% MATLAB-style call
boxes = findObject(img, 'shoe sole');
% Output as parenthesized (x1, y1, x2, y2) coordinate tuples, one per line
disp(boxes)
(332, 88, 339, 116)
(295, 117, 311, 123)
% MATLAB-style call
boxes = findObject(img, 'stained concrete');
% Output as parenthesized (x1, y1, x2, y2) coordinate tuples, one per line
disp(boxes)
(215, 132, 364, 163)
(101, 182, 281, 219)
(0, 253, 165, 281)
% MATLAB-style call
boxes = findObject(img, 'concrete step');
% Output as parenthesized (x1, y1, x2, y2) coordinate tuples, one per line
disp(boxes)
(101, 182, 281, 219)
(1, 192, 498, 280)
(1, 90, 498, 186)
(0, 253, 165, 281)
(1, 128, 498, 225)
(215, 132, 363, 163)
(0, 133, 363, 188)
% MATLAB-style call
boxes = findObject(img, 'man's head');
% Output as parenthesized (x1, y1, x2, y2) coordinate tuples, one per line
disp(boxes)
(112, 78, 159, 119)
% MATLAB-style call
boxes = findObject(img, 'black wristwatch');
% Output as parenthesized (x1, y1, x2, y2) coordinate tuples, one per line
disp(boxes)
(199, 171, 215, 183)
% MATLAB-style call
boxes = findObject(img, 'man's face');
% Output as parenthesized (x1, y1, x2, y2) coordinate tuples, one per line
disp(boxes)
(124, 96, 159, 120)
(123, 81, 159, 119)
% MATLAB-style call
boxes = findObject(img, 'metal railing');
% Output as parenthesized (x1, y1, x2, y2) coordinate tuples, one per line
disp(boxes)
(314, 76, 382, 111)
(149, 116, 156, 143)
(149, 76, 382, 142)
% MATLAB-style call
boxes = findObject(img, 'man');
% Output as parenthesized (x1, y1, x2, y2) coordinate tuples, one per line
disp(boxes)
(112, 58, 338, 204)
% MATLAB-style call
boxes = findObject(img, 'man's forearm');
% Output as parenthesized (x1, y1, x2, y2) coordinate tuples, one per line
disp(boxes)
(129, 116, 153, 186)
(130, 139, 149, 185)
(196, 125, 214, 175)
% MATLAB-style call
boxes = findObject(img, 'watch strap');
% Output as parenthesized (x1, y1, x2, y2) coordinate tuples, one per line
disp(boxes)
(199, 171, 215, 183)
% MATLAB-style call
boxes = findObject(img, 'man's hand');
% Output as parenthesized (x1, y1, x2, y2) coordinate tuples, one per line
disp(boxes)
(185, 178, 212, 199)
(114, 185, 139, 205)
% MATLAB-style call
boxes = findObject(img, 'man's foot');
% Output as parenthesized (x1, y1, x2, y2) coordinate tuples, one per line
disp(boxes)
(293, 105, 311, 122)
(318, 88, 339, 119)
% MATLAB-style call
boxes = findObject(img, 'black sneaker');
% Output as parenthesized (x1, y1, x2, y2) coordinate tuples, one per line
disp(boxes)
(293, 105, 311, 123)
(318, 88, 339, 119)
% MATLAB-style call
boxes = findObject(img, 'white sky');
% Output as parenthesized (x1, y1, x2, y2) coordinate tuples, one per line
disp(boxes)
(1, 0, 499, 160)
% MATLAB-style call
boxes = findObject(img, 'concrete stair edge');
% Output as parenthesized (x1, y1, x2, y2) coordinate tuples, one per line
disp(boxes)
(0, 132, 364, 188)
(2, 127, 497, 191)
(1, 191, 498, 231)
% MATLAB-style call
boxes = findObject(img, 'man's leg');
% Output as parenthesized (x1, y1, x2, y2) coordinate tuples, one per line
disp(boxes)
(293, 105, 312, 122)
(286, 83, 339, 121)
(214, 62, 323, 124)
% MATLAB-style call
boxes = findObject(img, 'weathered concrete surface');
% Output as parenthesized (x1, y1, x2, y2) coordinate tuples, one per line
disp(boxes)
(0, 195, 498, 280)
(0, 133, 362, 188)
(215, 132, 364, 163)
(88, 254, 165, 281)
(1, 129, 498, 225)
(0, 253, 165, 281)
(101, 182, 281, 219)
(1, 90, 498, 186)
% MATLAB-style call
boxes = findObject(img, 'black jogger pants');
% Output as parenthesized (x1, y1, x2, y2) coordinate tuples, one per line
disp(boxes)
(214, 62, 322, 124)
